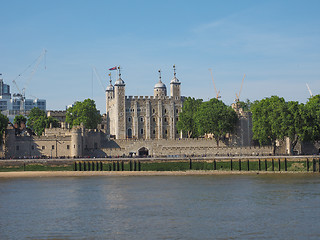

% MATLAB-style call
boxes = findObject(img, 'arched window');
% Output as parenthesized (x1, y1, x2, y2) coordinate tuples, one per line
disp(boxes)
(127, 128, 132, 138)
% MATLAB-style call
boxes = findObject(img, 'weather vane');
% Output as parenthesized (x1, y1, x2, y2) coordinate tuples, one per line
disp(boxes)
(158, 69, 162, 82)
(118, 66, 121, 77)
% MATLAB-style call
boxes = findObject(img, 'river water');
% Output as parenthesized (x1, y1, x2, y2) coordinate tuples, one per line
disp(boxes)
(1, 174, 320, 239)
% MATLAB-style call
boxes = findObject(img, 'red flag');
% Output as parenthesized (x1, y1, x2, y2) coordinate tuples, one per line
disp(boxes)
(109, 66, 117, 71)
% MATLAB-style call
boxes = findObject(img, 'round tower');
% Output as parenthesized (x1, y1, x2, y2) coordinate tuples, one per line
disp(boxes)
(114, 67, 126, 139)
(170, 64, 181, 99)
(71, 127, 83, 157)
(105, 73, 114, 111)
(105, 73, 114, 139)
(154, 70, 167, 97)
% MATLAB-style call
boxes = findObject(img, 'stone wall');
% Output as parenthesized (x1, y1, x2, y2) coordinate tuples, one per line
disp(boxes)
(3, 126, 273, 159)
(91, 139, 273, 157)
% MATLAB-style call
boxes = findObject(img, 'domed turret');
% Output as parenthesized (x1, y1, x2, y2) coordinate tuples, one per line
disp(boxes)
(170, 65, 181, 98)
(154, 81, 166, 89)
(115, 77, 125, 86)
(106, 79, 114, 92)
(154, 70, 167, 97)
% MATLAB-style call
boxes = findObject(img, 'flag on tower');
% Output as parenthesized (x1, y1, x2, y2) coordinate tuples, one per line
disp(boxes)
(109, 66, 117, 71)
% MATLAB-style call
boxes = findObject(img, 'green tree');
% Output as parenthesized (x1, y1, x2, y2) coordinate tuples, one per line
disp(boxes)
(251, 96, 288, 153)
(13, 115, 27, 127)
(284, 101, 305, 150)
(27, 107, 59, 135)
(176, 97, 203, 138)
(66, 99, 101, 129)
(0, 113, 9, 140)
(302, 95, 320, 142)
(195, 98, 238, 145)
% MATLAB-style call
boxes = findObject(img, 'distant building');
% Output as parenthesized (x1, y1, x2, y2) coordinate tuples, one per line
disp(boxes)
(0, 74, 46, 121)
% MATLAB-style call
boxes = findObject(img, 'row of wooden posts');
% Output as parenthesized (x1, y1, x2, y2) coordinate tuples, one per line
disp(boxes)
(74, 160, 141, 171)
(74, 158, 320, 172)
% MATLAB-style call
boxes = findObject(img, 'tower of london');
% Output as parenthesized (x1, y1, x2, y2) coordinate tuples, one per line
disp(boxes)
(105, 66, 184, 140)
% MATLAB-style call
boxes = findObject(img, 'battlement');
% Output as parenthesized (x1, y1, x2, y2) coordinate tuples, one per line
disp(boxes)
(125, 95, 176, 101)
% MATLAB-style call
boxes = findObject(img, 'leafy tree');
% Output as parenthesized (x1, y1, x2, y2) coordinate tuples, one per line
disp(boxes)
(66, 99, 101, 129)
(302, 95, 320, 142)
(13, 115, 27, 127)
(195, 98, 238, 145)
(284, 101, 305, 150)
(251, 96, 290, 153)
(27, 107, 59, 135)
(176, 97, 203, 138)
(0, 113, 9, 139)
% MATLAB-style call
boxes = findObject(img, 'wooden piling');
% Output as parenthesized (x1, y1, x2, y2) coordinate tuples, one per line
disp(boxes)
(258, 159, 261, 171)
(74, 162, 77, 171)
(284, 158, 287, 171)
(189, 159, 192, 169)
(112, 162, 116, 171)
(313, 158, 316, 172)
(213, 159, 216, 170)
(278, 158, 281, 171)
(230, 159, 233, 171)
(247, 159, 249, 171)
(265, 159, 267, 171)
(272, 159, 274, 171)
(121, 161, 124, 171)
(239, 159, 241, 171)
(306, 158, 309, 172)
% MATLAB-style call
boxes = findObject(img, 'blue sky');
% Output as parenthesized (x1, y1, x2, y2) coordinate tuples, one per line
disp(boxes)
(1, 0, 319, 113)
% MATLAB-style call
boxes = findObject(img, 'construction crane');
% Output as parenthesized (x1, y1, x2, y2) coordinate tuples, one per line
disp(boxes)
(235, 74, 246, 102)
(306, 83, 313, 97)
(11, 49, 47, 111)
(92, 67, 107, 92)
(208, 68, 221, 99)
(22, 49, 47, 97)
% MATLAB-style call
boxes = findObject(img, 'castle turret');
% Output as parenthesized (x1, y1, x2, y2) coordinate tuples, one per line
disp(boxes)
(154, 70, 167, 97)
(71, 126, 83, 157)
(106, 73, 114, 109)
(114, 67, 126, 139)
(105, 73, 114, 139)
(170, 65, 181, 99)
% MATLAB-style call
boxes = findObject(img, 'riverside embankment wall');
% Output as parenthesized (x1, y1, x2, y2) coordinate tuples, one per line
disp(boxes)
(1, 156, 320, 172)
(96, 139, 273, 157)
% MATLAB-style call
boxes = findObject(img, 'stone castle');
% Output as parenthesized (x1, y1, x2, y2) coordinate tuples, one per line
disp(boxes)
(106, 66, 183, 140)
(1, 65, 281, 159)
